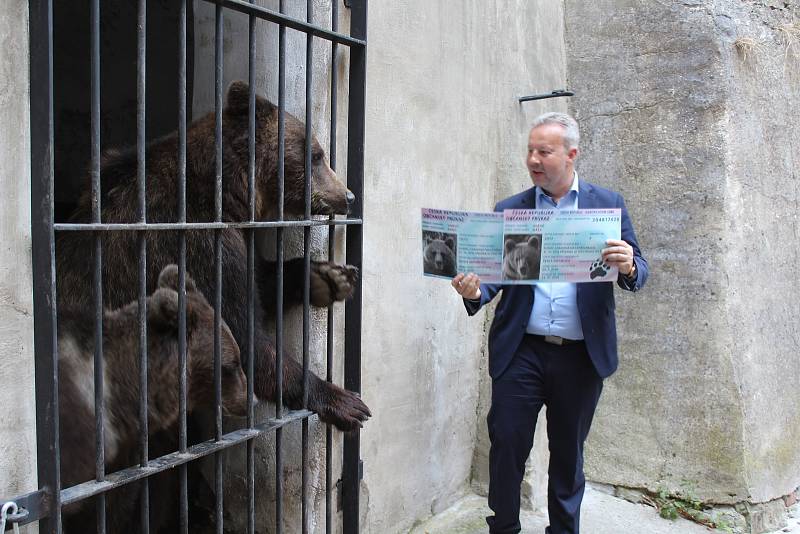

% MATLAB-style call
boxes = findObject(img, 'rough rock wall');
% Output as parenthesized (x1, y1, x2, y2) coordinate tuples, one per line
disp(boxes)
(564, 0, 800, 506)
(720, 0, 800, 505)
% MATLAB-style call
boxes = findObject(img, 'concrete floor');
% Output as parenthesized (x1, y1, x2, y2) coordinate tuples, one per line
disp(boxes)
(409, 484, 721, 534)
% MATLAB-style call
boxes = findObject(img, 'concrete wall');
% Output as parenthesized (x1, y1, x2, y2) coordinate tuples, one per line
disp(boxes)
(721, 1, 800, 505)
(564, 0, 800, 508)
(358, 1, 567, 531)
(0, 2, 38, 533)
(0, 0, 38, 510)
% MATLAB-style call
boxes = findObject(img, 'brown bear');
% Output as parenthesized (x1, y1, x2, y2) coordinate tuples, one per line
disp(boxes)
(55, 81, 370, 431)
(502, 234, 542, 280)
(422, 231, 457, 277)
(59, 265, 247, 530)
(54, 81, 370, 531)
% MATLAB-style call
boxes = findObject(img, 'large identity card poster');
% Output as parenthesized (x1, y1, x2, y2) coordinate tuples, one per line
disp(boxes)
(421, 207, 621, 284)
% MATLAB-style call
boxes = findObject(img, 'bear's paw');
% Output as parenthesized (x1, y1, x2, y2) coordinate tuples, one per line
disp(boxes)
(310, 261, 359, 307)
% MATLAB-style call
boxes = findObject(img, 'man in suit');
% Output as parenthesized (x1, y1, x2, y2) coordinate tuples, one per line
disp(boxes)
(452, 112, 648, 534)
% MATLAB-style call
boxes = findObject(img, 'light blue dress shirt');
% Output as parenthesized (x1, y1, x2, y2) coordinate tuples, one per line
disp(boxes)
(526, 174, 584, 340)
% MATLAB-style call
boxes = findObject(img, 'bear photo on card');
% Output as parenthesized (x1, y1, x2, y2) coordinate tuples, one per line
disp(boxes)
(502, 234, 542, 281)
(422, 230, 458, 278)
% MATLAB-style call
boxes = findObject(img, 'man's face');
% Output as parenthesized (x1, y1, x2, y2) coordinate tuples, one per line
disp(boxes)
(526, 123, 578, 195)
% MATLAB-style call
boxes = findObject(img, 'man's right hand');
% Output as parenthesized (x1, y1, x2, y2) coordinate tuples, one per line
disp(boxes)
(451, 273, 482, 300)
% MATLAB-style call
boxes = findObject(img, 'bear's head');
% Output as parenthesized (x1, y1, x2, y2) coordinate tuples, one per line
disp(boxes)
(224, 81, 355, 219)
(423, 234, 456, 276)
(503, 235, 541, 280)
(149, 265, 248, 417)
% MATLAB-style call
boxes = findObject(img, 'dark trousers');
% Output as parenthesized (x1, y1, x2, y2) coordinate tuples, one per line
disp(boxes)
(486, 335, 603, 534)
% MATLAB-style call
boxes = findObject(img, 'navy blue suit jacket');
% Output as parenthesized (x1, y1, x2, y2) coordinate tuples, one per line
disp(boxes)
(464, 180, 648, 380)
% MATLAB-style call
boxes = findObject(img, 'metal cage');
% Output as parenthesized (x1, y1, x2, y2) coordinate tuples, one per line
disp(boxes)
(14, 0, 367, 532)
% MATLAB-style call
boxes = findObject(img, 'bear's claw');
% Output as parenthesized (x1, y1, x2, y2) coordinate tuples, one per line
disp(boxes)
(310, 262, 358, 307)
(313, 382, 371, 432)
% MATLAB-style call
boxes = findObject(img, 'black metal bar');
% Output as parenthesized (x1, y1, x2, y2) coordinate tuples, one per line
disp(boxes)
(90, 0, 107, 530)
(518, 89, 574, 102)
(136, 2, 151, 533)
(137, 234, 150, 534)
(343, 1, 367, 532)
(276, 2, 286, 532)
(29, 3, 60, 531)
(59, 410, 314, 507)
(246, 3, 257, 534)
(326, 4, 339, 532)
(301, 2, 313, 532)
(176, 0, 189, 522)
(213, 4, 225, 534)
(137, 0, 147, 221)
(0, 490, 48, 528)
(53, 219, 363, 231)
(197, 0, 365, 47)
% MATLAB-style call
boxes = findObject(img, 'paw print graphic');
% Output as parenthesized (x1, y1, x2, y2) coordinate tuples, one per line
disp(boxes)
(589, 259, 610, 280)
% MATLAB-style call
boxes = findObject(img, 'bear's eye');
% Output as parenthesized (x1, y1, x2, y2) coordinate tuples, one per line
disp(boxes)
(312, 152, 323, 165)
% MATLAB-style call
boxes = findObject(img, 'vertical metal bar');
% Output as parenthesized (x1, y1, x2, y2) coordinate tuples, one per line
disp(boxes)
(326, 3, 339, 532)
(90, 0, 107, 530)
(343, 1, 367, 533)
(213, 4, 225, 534)
(136, 2, 151, 534)
(136, 0, 152, 531)
(29, 0, 61, 532)
(276, 2, 286, 533)
(137, 0, 147, 219)
(301, 2, 313, 533)
(177, 0, 188, 532)
(246, 4, 257, 534)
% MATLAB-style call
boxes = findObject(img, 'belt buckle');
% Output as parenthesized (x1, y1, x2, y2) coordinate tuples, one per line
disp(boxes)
(544, 335, 564, 346)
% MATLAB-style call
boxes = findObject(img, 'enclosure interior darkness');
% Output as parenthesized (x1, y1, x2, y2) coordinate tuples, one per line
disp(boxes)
(53, 0, 194, 222)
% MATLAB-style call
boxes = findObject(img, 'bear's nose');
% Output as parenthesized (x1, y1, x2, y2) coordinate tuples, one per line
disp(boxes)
(346, 191, 356, 205)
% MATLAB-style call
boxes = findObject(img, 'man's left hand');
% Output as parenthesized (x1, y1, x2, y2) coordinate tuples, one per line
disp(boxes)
(602, 239, 634, 276)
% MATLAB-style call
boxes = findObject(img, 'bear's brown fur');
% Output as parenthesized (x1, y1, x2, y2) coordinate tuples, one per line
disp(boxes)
(59, 265, 246, 530)
(55, 81, 370, 432)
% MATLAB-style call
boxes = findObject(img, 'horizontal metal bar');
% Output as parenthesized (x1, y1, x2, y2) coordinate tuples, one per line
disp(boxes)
(518, 89, 575, 102)
(60, 409, 313, 507)
(199, 0, 365, 48)
(0, 489, 49, 528)
(53, 219, 363, 232)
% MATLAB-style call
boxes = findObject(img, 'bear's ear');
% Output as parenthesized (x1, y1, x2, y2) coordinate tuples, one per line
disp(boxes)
(157, 264, 198, 293)
(444, 237, 455, 251)
(505, 239, 516, 254)
(149, 287, 180, 328)
(149, 287, 201, 332)
(225, 81, 251, 115)
(225, 81, 276, 117)
(527, 235, 540, 251)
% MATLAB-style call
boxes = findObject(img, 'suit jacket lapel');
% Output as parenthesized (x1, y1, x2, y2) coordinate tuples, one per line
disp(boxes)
(578, 179, 596, 209)
(515, 187, 536, 209)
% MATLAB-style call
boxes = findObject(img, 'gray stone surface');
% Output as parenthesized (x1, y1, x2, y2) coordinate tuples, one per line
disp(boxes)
(0, 0, 38, 512)
(564, 0, 800, 510)
(410, 485, 712, 534)
(0, 2, 38, 533)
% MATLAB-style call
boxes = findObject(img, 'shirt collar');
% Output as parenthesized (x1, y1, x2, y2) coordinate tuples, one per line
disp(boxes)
(536, 172, 579, 207)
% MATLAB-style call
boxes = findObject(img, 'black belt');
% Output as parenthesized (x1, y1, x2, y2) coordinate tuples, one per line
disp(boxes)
(526, 334, 584, 346)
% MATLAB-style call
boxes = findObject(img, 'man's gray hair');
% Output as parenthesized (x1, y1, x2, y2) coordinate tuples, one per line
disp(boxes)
(531, 112, 580, 150)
